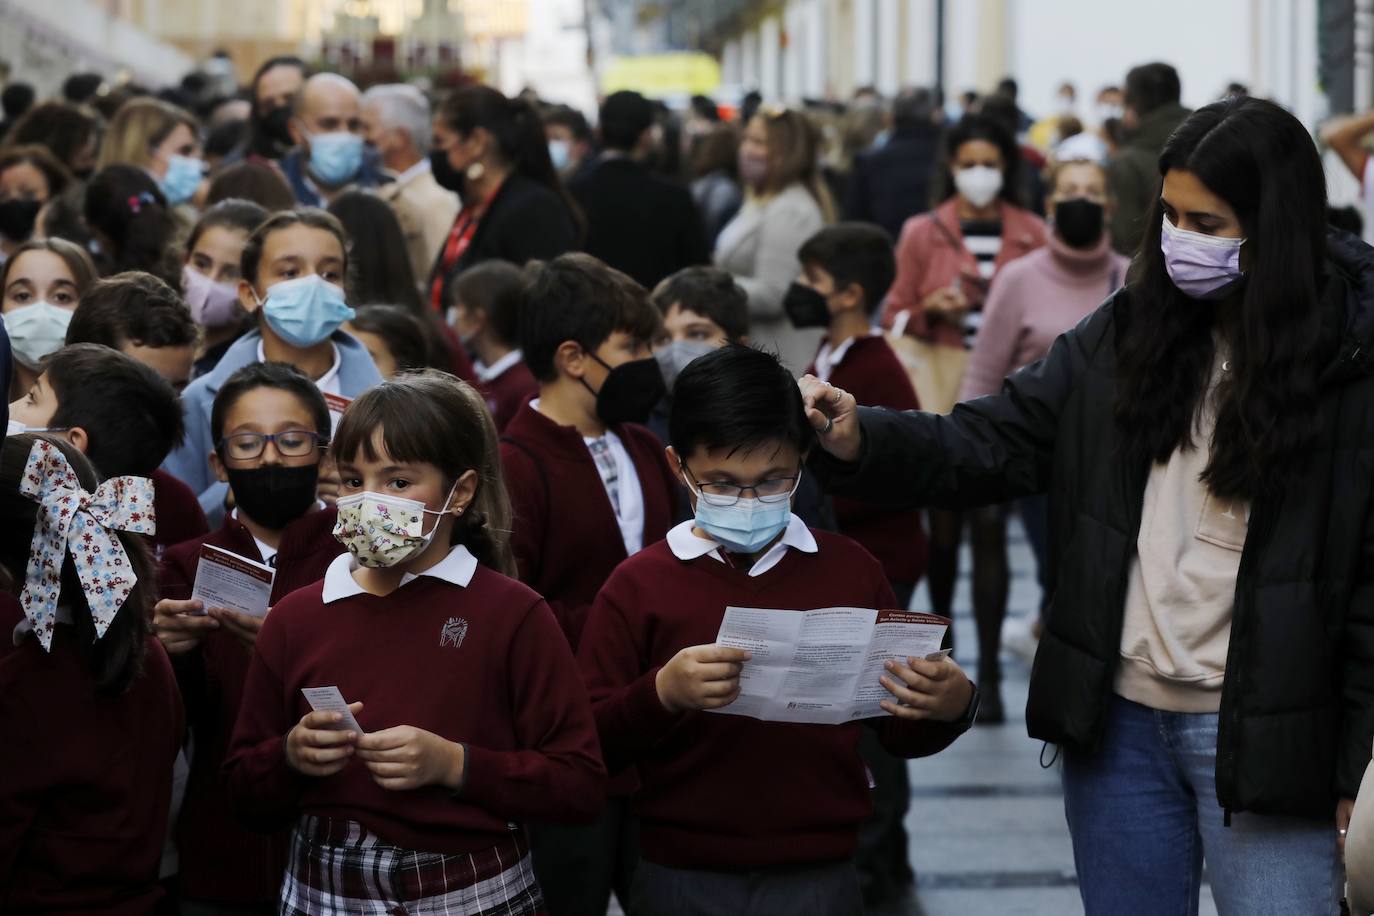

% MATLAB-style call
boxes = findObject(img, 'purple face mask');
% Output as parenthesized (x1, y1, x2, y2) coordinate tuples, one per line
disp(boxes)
(1160, 217, 1246, 300)
(183, 265, 244, 329)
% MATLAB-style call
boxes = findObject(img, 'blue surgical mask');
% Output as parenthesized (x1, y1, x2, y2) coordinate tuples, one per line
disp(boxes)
(255, 274, 355, 348)
(307, 131, 364, 186)
(548, 138, 571, 171)
(159, 154, 204, 205)
(693, 494, 793, 555)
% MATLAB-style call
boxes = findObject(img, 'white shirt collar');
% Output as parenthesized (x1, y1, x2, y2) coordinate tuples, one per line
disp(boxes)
(666, 513, 817, 577)
(256, 340, 342, 389)
(395, 157, 431, 186)
(321, 544, 479, 604)
(475, 349, 524, 383)
(814, 332, 878, 383)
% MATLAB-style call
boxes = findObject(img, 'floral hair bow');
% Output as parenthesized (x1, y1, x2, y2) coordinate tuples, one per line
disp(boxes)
(18, 440, 156, 651)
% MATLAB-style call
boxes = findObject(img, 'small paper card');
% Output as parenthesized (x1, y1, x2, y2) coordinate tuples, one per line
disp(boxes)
(191, 544, 274, 618)
(301, 686, 364, 733)
(323, 392, 352, 431)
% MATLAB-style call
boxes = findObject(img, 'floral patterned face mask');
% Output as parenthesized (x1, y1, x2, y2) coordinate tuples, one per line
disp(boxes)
(332, 484, 457, 568)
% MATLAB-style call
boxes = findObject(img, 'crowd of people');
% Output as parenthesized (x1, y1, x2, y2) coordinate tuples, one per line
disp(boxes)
(0, 49, 1373, 916)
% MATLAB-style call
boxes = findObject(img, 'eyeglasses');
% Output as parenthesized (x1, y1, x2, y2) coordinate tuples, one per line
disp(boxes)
(218, 430, 323, 461)
(682, 463, 802, 507)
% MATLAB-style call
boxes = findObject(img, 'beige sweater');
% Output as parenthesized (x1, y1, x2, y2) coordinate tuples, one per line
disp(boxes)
(1115, 370, 1250, 713)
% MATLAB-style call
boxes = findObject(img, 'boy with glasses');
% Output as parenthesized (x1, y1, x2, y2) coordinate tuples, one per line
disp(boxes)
(579, 344, 978, 916)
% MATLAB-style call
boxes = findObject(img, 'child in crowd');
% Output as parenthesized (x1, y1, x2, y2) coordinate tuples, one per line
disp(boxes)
(346, 304, 435, 378)
(7, 342, 207, 556)
(579, 345, 978, 916)
(1, 237, 97, 400)
(224, 371, 605, 915)
(449, 260, 537, 432)
(0, 434, 184, 915)
(788, 223, 932, 906)
(501, 253, 677, 915)
(65, 271, 200, 391)
(162, 208, 383, 522)
(155, 362, 341, 914)
(183, 198, 269, 379)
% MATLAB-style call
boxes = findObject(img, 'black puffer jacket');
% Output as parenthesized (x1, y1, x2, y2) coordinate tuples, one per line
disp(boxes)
(811, 231, 1374, 818)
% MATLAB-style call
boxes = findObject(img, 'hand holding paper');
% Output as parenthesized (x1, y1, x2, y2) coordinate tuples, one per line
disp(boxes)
(355, 726, 466, 791)
(879, 655, 975, 722)
(289, 688, 365, 778)
(655, 644, 753, 713)
(152, 597, 218, 655)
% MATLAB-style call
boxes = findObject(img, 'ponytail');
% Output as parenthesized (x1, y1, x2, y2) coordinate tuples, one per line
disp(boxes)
(83, 165, 180, 287)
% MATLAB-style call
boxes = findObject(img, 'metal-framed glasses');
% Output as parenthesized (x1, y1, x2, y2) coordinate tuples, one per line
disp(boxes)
(682, 463, 802, 507)
(217, 430, 323, 461)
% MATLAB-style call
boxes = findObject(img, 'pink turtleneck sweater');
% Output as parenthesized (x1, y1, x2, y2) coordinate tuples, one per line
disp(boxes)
(959, 233, 1130, 401)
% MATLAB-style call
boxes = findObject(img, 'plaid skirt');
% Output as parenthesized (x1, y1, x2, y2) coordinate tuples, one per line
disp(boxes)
(280, 815, 544, 916)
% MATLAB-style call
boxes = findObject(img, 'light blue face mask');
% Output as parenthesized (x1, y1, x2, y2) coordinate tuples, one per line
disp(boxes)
(159, 154, 204, 205)
(308, 131, 365, 186)
(686, 465, 799, 555)
(256, 274, 355, 348)
(548, 138, 571, 171)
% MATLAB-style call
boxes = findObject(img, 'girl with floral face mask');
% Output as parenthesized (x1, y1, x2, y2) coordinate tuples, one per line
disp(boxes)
(223, 371, 605, 915)
(1, 238, 97, 401)
(162, 209, 383, 526)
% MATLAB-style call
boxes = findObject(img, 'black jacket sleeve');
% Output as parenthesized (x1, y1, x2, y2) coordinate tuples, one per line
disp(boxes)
(809, 299, 1117, 511)
(495, 187, 578, 265)
(1340, 493, 1374, 798)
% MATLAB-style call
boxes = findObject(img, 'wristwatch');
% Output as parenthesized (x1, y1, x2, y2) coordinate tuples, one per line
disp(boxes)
(951, 681, 982, 731)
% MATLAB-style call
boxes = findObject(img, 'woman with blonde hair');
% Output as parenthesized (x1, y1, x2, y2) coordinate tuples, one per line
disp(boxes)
(97, 97, 205, 206)
(714, 106, 834, 373)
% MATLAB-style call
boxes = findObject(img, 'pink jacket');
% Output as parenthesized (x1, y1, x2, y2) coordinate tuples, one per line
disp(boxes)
(882, 198, 1048, 347)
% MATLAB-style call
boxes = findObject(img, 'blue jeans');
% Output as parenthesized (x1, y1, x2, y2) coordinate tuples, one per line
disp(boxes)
(1062, 695, 1342, 915)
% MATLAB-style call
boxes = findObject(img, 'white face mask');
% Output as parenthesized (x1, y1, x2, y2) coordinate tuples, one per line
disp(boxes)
(954, 165, 1004, 209)
(332, 482, 460, 568)
(3, 301, 73, 369)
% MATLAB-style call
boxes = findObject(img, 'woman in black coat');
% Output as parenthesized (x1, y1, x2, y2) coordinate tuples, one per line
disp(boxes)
(802, 97, 1374, 915)
(426, 85, 579, 312)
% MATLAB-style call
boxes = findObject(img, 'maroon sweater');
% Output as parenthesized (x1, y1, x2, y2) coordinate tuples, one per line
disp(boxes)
(0, 595, 184, 915)
(152, 468, 210, 556)
(158, 508, 342, 905)
(578, 532, 965, 870)
(500, 402, 677, 650)
(480, 360, 538, 433)
(223, 561, 607, 854)
(808, 335, 928, 585)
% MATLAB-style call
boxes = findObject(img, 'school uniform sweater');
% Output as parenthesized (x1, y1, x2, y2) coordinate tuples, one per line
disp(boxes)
(158, 508, 342, 905)
(477, 353, 538, 433)
(578, 530, 966, 871)
(808, 334, 928, 585)
(223, 547, 607, 855)
(151, 468, 210, 556)
(0, 594, 184, 915)
(500, 402, 677, 650)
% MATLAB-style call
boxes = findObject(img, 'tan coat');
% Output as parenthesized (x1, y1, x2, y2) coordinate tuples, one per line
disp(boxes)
(376, 166, 460, 290)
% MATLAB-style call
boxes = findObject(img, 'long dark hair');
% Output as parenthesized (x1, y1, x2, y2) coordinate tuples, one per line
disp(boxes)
(83, 165, 180, 288)
(326, 191, 422, 311)
(0, 434, 152, 695)
(932, 113, 1022, 208)
(438, 85, 585, 240)
(1115, 97, 1332, 500)
(330, 370, 516, 576)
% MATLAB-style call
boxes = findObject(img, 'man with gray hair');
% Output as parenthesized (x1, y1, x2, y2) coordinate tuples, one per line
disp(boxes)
(362, 83, 459, 286)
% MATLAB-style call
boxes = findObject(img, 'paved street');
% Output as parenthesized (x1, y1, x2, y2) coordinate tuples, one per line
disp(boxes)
(891, 518, 1220, 916)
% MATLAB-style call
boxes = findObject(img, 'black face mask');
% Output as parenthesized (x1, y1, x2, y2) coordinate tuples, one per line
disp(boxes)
(0, 197, 41, 244)
(260, 106, 295, 148)
(225, 464, 321, 532)
(1053, 198, 1105, 249)
(430, 149, 465, 193)
(583, 353, 667, 426)
(782, 282, 832, 329)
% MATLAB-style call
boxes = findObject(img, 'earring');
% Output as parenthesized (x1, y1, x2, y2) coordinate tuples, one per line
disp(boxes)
(465, 161, 485, 182)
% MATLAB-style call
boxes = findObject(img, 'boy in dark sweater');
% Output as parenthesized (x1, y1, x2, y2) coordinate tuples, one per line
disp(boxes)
(579, 345, 977, 916)
(787, 223, 932, 905)
(503, 253, 677, 916)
